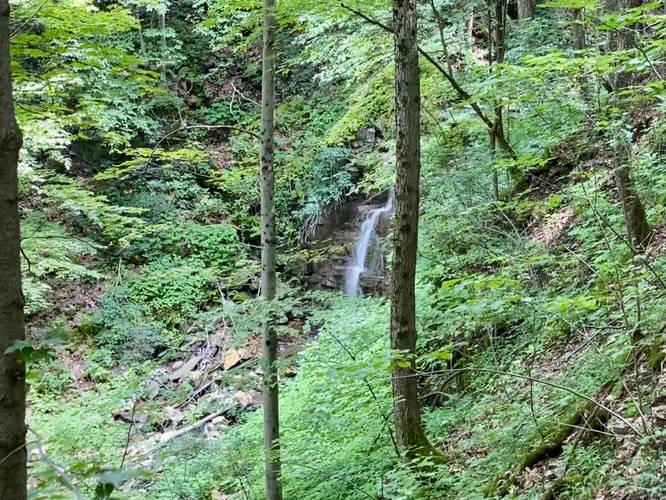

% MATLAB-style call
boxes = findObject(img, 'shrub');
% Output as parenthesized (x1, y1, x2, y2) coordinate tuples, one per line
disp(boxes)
(93, 286, 168, 363)
(127, 255, 218, 318)
(129, 221, 242, 269)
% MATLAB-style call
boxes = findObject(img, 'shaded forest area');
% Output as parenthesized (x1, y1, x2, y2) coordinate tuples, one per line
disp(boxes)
(1, 0, 666, 498)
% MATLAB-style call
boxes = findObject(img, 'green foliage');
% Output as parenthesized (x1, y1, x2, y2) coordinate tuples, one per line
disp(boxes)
(30, 359, 73, 396)
(21, 214, 102, 315)
(327, 68, 395, 145)
(301, 147, 352, 217)
(126, 256, 218, 319)
(152, 296, 400, 499)
(12, 0, 161, 151)
(93, 285, 168, 363)
(38, 174, 150, 246)
(29, 370, 147, 498)
(21, 0, 666, 497)
(95, 146, 210, 181)
(147, 222, 241, 268)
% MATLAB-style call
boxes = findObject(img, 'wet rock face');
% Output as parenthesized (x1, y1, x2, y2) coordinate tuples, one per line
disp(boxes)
(303, 193, 392, 296)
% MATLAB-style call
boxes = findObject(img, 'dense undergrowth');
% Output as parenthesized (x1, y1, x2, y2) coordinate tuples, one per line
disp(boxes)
(10, 0, 666, 498)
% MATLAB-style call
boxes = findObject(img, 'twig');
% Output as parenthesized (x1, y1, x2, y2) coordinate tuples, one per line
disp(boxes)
(0, 440, 35, 467)
(10, 0, 49, 38)
(22, 234, 102, 250)
(551, 311, 649, 434)
(119, 398, 139, 469)
(141, 406, 231, 456)
(528, 345, 546, 441)
(326, 328, 400, 456)
(231, 81, 260, 107)
(540, 418, 619, 438)
(29, 428, 84, 500)
(593, 18, 663, 82)
(339, 2, 516, 159)
(135, 124, 260, 178)
(19, 244, 33, 276)
(283, 460, 376, 500)
(396, 367, 643, 436)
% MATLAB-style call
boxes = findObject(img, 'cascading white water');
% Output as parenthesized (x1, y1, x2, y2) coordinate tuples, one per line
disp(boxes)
(345, 194, 394, 297)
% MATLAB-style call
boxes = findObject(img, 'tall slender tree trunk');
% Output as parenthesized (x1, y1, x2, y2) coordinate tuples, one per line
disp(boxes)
(0, 0, 27, 497)
(490, 1, 508, 199)
(391, 0, 440, 461)
(159, 11, 167, 78)
(570, 8, 595, 111)
(517, 0, 535, 19)
(606, 0, 644, 90)
(136, 8, 146, 54)
(468, 8, 475, 46)
(259, 0, 282, 497)
(428, 0, 453, 76)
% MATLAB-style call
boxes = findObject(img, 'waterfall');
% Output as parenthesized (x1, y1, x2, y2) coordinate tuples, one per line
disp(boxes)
(345, 194, 394, 297)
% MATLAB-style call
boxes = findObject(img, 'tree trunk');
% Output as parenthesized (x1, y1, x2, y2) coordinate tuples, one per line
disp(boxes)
(490, 1, 508, 199)
(517, 0, 535, 19)
(571, 8, 586, 50)
(159, 11, 167, 78)
(136, 8, 146, 54)
(428, 0, 453, 76)
(615, 165, 652, 253)
(260, 0, 282, 497)
(468, 8, 475, 46)
(391, 0, 440, 461)
(0, 0, 27, 497)
(606, 0, 644, 90)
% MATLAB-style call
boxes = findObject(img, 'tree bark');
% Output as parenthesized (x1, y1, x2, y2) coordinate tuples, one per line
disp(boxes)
(615, 165, 652, 253)
(391, 0, 440, 461)
(260, 0, 282, 497)
(159, 11, 167, 78)
(0, 0, 27, 497)
(340, 2, 517, 159)
(490, 1, 508, 199)
(571, 8, 586, 50)
(136, 8, 146, 54)
(517, 0, 535, 19)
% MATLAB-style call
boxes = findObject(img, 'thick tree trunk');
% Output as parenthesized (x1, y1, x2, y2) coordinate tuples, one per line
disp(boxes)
(0, 0, 27, 497)
(517, 0, 535, 19)
(391, 0, 439, 461)
(615, 165, 652, 253)
(260, 0, 282, 498)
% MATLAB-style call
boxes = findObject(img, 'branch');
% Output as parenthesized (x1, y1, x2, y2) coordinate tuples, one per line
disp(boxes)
(593, 18, 663, 83)
(29, 428, 84, 500)
(133, 124, 260, 179)
(149, 124, 259, 162)
(119, 398, 138, 469)
(138, 406, 232, 458)
(394, 367, 643, 436)
(282, 460, 376, 500)
(326, 329, 399, 456)
(340, 2, 516, 159)
(10, 0, 49, 38)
